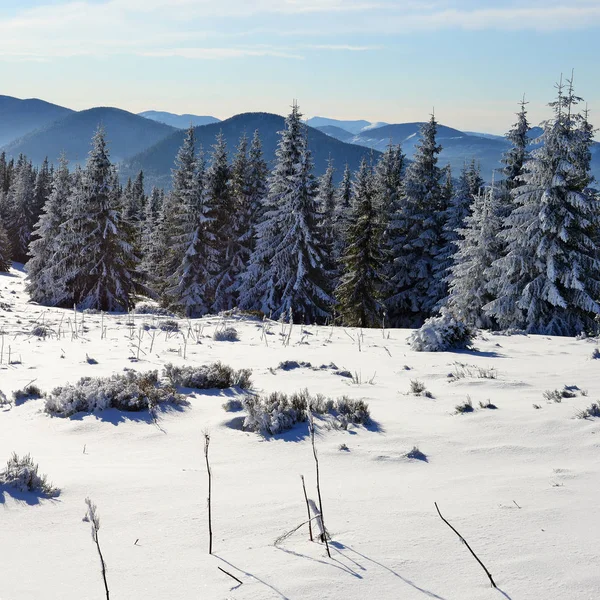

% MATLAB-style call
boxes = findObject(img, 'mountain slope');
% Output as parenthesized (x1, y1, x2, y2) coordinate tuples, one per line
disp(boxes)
(306, 117, 388, 134)
(2, 108, 177, 165)
(123, 112, 381, 189)
(0, 95, 74, 147)
(139, 110, 221, 129)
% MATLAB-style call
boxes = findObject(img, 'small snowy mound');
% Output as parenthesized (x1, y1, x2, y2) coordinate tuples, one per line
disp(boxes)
(409, 311, 474, 352)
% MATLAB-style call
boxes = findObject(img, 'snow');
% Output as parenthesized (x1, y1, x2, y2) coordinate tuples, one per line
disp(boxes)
(1, 266, 600, 600)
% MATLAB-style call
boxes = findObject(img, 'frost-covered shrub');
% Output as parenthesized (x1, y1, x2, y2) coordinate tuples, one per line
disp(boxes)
(135, 303, 175, 317)
(45, 371, 186, 417)
(12, 384, 43, 404)
(164, 362, 252, 390)
(576, 403, 600, 419)
(213, 327, 239, 342)
(242, 389, 370, 436)
(455, 397, 474, 414)
(158, 319, 179, 332)
(592, 348, 600, 359)
(222, 398, 244, 412)
(278, 360, 312, 370)
(31, 325, 50, 338)
(0, 453, 59, 497)
(409, 311, 474, 352)
(406, 446, 427, 461)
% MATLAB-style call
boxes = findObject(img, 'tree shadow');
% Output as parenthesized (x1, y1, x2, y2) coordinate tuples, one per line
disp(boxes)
(454, 349, 505, 359)
(275, 544, 362, 578)
(330, 541, 450, 600)
(0, 484, 61, 506)
(214, 555, 291, 599)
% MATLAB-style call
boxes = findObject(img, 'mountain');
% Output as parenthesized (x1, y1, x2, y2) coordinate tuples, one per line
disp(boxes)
(139, 110, 221, 129)
(123, 112, 381, 189)
(315, 125, 356, 143)
(0, 95, 74, 147)
(306, 117, 388, 135)
(2, 107, 177, 166)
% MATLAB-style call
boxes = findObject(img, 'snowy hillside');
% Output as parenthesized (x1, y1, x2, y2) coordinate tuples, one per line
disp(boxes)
(1, 267, 599, 600)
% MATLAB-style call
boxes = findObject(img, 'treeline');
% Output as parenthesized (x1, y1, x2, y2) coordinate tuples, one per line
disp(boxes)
(0, 78, 598, 336)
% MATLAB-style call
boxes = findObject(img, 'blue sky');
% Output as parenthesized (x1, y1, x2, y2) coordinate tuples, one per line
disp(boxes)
(1, 0, 599, 133)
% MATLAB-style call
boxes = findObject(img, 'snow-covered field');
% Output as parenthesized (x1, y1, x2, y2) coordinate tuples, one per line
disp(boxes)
(1, 266, 599, 600)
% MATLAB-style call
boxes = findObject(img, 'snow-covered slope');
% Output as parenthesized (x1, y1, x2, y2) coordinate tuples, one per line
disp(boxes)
(1, 267, 599, 600)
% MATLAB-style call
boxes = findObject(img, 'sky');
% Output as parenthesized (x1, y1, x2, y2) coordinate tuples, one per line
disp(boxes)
(0, 0, 599, 134)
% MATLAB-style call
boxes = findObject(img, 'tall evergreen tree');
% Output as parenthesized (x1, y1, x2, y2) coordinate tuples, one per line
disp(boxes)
(386, 114, 445, 326)
(54, 128, 139, 310)
(335, 158, 386, 328)
(26, 155, 72, 305)
(31, 158, 52, 230)
(206, 132, 235, 312)
(168, 150, 217, 316)
(240, 103, 332, 322)
(486, 78, 600, 335)
(332, 163, 353, 263)
(446, 182, 503, 328)
(316, 157, 336, 253)
(6, 158, 36, 262)
(0, 219, 11, 272)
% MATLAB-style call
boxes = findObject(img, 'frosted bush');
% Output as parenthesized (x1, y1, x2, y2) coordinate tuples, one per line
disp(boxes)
(158, 319, 179, 332)
(409, 311, 474, 352)
(12, 385, 42, 404)
(213, 327, 239, 342)
(0, 453, 59, 497)
(164, 362, 252, 389)
(576, 403, 600, 419)
(242, 389, 370, 436)
(45, 371, 186, 417)
(135, 303, 175, 317)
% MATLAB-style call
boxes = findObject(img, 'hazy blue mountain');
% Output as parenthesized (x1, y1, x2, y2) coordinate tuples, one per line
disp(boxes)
(315, 125, 356, 143)
(306, 116, 388, 135)
(2, 107, 176, 165)
(123, 112, 381, 190)
(0, 95, 74, 147)
(319, 121, 600, 183)
(138, 110, 221, 129)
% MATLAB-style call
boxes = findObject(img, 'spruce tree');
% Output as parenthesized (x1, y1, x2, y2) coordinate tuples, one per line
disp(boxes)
(240, 103, 332, 322)
(332, 163, 353, 264)
(316, 157, 336, 253)
(446, 182, 503, 328)
(386, 114, 445, 326)
(55, 128, 139, 310)
(26, 155, 72, 305)
(168, 150, 217, 316)
(206, 132, 235, 313)
(0, 219, 11, 272)
(335, 158, 386, 328)
(486, 78, 600, 335)
(6, 158, 36, 262)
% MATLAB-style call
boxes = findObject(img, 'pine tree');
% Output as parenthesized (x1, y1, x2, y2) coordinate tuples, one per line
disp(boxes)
(501, 98, 531, 193)
(0, 219, 11, 272)
(386, 114, 445, 326)
(332, 163, 353, 264)
(26, 155, 72, 305)
(31, 158, 52, 230)
(446, 182, 503, 328)
(486, 77, 600, 335)
(54, 128, 139, 310)
(240, 103, 332, 322)
(316, 157, 336, 253)
(335, 158, 386, 328)
(206, 132, 235, 313)
(168, 150, 217, 316)
(6, 158, 36, 262)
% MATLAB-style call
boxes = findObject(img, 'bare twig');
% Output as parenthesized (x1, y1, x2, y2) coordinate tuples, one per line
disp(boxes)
(204, 431, 213, 554)
(84, 497, 110, 599)
(434, 502, 497, 588)
(218, 566, 243, 586)
(301, 475, 313, 542)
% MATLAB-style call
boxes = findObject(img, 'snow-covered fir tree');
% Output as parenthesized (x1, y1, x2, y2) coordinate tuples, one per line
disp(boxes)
(385, 114, 446, 326)
(485, 78, 600, 335)
(206, 132, 235, 313)
(31, 158, 52, 231)
(25, 155, 72, 305)
(332, 162, 353, 263)
(6, 157, 36, 262)
(168, 149, 218, 316)
(335, 158, 386, 328)
(446, 180, 503, 328)
(434, 161, 482, 301)
(54, 127, 140, 310)
(501, 98, 531, 194)
(0, 218, 11, 272)
(240, 103, 332, 322)
(316, 157, 336, 254)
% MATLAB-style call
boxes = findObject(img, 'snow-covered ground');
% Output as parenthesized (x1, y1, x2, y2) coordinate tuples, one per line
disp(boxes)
(1, 266, 599, 600)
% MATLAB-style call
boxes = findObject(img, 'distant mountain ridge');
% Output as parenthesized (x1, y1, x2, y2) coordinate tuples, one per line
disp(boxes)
(306, 116, 389, 135)
(138, 110, 221, 129)
(122, 112, 381, 189)
(3, 107, 177, 165)
(0, 95, 74, 147)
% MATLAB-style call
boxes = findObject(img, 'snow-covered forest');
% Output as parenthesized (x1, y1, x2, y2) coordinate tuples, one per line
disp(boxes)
(0, 78, 598, 337)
